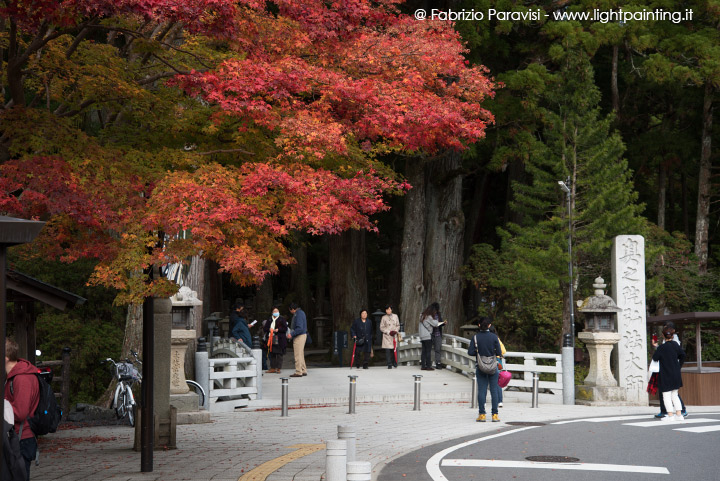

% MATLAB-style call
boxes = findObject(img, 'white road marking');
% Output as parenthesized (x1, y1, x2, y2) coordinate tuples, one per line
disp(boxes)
(622, 418, 718, 428)
(553, 415, 656, 424)
(440, 459, 669, 474)
(425, 427, 539, 481)
(674, 425, 720, 433)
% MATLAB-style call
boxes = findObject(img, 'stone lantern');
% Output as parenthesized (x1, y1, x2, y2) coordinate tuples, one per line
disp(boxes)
(575, 277, 625, 404)
(169, 287, 202, 407)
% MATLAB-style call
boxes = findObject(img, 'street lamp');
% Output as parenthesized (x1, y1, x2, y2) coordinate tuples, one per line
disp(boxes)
(558, 180, 575, 405)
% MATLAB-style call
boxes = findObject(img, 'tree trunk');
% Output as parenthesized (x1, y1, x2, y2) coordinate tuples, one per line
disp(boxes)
(184, 255, 206, 379)
(682, 171, 689, 238)
(400, 159, 427, 334)
(424, 152, 465, 334)
(206, 260, 225, 315)
(386, 201, 404, 313)
(98, 303, 142, 407)
(290, 238, 312, 318)
(254, 275, 274, 323)
(658, 161, 667, 230)
(611, 45, 620, 113)
(329, 230, 368, 333)
(315, 239, 329, 316)
(695, 82, 713, 274)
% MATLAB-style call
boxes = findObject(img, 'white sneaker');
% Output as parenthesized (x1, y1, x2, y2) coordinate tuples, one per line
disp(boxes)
(675, 415, 686, 423)
(661, 415, 675, 422)
(498, 403, 503, 408)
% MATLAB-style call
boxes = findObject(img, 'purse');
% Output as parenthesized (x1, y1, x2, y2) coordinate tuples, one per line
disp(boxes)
(498, 370, 512, 388)
(474, 334, 498, 374)
(648, 359, 660, 374)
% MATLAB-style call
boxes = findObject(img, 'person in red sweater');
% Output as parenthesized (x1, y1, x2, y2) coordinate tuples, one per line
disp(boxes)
(5, 338, 39, 481)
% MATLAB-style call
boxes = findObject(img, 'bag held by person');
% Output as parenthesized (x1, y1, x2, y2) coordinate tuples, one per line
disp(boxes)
(2, 419, 27, 481)
(12, 372, 63, 436)
(498, 369, 512, 388)
(476, 354, 497, 374)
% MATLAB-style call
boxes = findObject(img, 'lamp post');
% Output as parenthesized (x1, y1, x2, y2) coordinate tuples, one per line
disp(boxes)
(558, 180, 575, 405)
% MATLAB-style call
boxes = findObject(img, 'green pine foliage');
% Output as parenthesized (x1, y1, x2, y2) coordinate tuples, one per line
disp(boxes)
(472, 52, 645, 349)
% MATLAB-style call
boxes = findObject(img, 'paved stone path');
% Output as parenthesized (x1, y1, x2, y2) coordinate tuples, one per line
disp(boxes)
(32, 365, 715, 481)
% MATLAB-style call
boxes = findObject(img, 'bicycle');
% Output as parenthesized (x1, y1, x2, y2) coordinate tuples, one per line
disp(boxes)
(103, 354, 141, 426)
(129, 350, 206, 410)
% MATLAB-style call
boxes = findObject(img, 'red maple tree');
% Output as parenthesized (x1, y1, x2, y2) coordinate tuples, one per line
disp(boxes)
(0, 0, 495, 301)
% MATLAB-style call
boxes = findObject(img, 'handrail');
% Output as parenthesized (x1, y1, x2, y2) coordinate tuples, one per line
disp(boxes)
(397, 333, 564, 401)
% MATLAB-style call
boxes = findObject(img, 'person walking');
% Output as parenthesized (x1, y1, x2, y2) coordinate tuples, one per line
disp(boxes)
(431, 302, 445, 369)
(351, 309, 374, 369)
(654, 322, 688, 418)
(380, 305, 400, 369)
(5, 337, 40, 480)
(418, 303, 441, 371)
(468, 317, 503, 422)
(287, 303, 308, 377)
(264, 307, 288, 374)
(652, 324, 686, 422)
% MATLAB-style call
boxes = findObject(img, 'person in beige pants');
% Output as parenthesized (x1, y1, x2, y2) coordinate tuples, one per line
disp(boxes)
(287, 303, 308, 377)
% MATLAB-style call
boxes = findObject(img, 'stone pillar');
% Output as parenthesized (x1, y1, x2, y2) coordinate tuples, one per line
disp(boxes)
(154, 297, 176, 448)
(578, 331, 621, 387)
(611, 235, 649, 405)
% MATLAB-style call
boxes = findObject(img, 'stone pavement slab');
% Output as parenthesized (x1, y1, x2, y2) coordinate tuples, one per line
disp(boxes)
(31, 366, 720, 481)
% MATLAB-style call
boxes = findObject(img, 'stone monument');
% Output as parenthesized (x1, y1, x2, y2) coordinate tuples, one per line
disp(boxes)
(575, 277, 624, 404)
(169, 286, 209, 424)
(611, 235, 649, 405)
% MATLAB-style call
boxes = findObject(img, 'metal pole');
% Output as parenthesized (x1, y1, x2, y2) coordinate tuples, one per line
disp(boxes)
(348, 375, 357, 414)
(141, 291, 154, 472)
(470, 375, 477, 409)
(413, 374, 423, 411)
(531, 371, 539, 408)
(560, 180, 576, 406)
(562, 334, 575, 405)
(281, 377, 289, 416)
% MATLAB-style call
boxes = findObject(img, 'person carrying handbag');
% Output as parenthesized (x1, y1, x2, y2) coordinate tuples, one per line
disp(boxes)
(468, 317, 503, 423)
(418, 303, 441, 371)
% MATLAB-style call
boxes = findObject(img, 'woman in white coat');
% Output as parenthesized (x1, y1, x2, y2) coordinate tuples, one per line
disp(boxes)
(380, 305, 400, 369)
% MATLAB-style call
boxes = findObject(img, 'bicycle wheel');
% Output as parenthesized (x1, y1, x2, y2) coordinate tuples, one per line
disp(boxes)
(186, 380, 206, 409)
(127, 398, 135, 427)
(115, 388, 127, 420)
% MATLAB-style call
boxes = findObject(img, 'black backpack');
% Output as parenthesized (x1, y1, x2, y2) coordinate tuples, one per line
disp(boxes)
(11, 372, 62, 436)
(2, 419, 27, 481)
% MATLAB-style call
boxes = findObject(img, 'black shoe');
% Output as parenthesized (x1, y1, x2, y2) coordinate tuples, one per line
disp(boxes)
(363, 365, 369, 369)
(388, 366, 393, 369)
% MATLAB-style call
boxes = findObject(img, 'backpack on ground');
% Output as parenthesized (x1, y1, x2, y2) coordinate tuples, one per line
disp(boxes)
(2, 420, 27, 481)
(11, 372, 63, 436)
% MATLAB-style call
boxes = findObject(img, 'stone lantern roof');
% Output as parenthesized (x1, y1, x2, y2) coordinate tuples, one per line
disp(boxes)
(577, 277, 621, 314)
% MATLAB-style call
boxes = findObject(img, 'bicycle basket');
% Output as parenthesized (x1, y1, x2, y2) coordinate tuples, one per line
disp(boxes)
(117, 362, 135, 381)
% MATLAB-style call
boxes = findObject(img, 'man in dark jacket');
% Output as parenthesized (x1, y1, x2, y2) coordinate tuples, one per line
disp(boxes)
(5, 337, 39, 480)
(287, 303, 308, 377)
(468, 317, 502, 423)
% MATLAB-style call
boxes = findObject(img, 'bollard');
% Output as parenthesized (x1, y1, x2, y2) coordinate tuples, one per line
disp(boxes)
(531, 371, 539, 408)
(281, 377, 289, 416)
(470, 376, 477, 410)
(194, 338, 209, 411)
(348, 375, 358, 414)
(413, 374, 423, 411)
(347, 461, 372, 481)
(325, 439, 347, 481)
(562, 334, 575, 405)
(252, 347, 263, 400)
(337, 425, 356, 463)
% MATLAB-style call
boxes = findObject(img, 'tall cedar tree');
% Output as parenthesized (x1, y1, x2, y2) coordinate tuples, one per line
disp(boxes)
(497, 52, 644, 341)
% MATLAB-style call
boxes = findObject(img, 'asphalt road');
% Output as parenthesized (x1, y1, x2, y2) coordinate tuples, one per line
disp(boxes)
(377, 412, 720, 481)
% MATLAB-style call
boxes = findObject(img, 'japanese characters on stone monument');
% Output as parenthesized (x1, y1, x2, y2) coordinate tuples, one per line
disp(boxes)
(611, 235, 648, 405)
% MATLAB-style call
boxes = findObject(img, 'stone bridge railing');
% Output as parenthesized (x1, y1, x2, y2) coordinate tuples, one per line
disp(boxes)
(397, 333, 565, 404)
